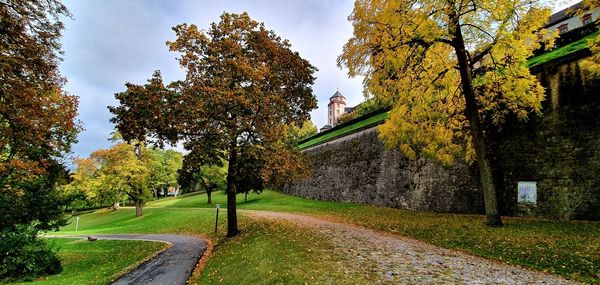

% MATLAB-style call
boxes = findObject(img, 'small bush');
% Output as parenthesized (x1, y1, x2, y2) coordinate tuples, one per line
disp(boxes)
(337, 98, 389, 125)
(0, 225, 62, 282)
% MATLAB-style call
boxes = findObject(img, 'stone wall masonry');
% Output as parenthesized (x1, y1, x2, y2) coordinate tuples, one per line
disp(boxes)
(285, 56, 600, 220)
(286, 127, 484, 213)
(492, 59, 600, 220)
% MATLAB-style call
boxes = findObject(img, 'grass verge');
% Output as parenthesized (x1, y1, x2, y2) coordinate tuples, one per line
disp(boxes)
(527, 31, 599, 68)
(12, 238, 165, 285)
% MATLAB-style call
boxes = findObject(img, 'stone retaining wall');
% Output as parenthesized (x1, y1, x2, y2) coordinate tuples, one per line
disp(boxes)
(285, 57, 600, 220)
(286, 128, 484, 213)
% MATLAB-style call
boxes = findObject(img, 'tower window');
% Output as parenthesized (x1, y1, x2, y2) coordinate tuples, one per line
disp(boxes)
(558, 23, 568, 34)
(582, 14, 592, 25)
(336, 110, 339, 115)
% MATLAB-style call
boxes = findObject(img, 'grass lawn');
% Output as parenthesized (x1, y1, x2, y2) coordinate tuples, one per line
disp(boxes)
(12, 238, 165, 285)
(149, 190, 600, 283)
(50, 190, 600, 284)
(55, 202, 371, 284)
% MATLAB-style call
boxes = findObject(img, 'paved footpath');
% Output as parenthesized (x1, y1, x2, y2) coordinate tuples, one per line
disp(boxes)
(246, 210, 581, 285)
(58, 234, 207, 285)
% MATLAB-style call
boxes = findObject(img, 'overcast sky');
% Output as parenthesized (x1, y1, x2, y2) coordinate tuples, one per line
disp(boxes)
(60, 0, 578, 161)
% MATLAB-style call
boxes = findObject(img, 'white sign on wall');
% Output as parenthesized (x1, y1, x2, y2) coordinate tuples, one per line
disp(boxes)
(518, 181, 537, 204)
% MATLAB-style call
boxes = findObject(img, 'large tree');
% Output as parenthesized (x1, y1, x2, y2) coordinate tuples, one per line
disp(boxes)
(92, 142, 151, 217)
(339, 0, 556, 225)
(0, 0, 79, 279)
(581, 0, 600, 76)
(110, 12, 317, 236)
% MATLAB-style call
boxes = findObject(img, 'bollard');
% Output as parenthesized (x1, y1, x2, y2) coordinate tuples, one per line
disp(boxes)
(214, 204, 220, 234)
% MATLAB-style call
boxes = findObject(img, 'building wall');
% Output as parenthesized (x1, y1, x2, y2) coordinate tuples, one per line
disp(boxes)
(285, 56, 600, 220)
(492, 59, 600, 220)
(547, 7, 600, 33)
(328, 99, 346, 127)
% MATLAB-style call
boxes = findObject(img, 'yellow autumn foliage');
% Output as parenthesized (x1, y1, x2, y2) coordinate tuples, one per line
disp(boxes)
(339, 0, 555, 166)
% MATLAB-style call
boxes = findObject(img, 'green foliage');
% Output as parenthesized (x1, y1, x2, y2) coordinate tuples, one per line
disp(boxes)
(337, 98, 388, 125)
(147, 148, 183, 193)
(2, 160, 70, 232)
(298, 112, 388, 150)
(195, 164, 227, 192)
(0, 226, 61, 282)
(287, 120, 318, 142)
(0, 0, 80, 280)
(63, 142, 183, 215)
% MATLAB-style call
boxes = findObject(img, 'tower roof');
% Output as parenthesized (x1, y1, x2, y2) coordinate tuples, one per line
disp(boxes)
(329, 90, 346, 100)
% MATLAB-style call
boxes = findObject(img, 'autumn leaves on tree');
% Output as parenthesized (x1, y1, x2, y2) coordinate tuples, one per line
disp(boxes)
(110, 1, 562, 232)
(64, 141, 183, 217)
(1, 0, 80, 279)
(110, 13, 317, 237)
(339, 0, 556, 226)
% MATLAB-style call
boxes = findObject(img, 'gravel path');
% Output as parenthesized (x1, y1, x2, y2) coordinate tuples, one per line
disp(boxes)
(57, 234, 207, 285)
(245, 210, 580, 285)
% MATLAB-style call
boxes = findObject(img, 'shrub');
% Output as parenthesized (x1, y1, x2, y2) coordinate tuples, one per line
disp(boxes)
(0, 225, 62, 282)
(337, 98, 389, 125)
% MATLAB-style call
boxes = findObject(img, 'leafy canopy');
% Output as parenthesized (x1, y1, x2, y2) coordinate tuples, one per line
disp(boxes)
(64, 142, 183, 208)
(339, 0, 555, 165)
(110, 12, 318, 235)
(110, 13, 317, 166)
(581, 0, 600, 76)
(0, 0, 79, 279)
(0, 0, 80, 232)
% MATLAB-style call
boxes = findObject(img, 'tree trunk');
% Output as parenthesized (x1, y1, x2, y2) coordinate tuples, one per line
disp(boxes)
(135, 200, 143, 217)
(226, 147, 239, 237)
(112, 201, 120, 211)
(207, 188, 212, 204)
(451, 16, 503, 226)
(244, 191, 248, 203)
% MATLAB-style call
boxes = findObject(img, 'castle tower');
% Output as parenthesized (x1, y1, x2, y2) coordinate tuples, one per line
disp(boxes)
(328, 90, 346, 127)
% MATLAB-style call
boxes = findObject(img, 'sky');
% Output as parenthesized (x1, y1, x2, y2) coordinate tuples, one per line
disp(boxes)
(59, 0, 578, 161)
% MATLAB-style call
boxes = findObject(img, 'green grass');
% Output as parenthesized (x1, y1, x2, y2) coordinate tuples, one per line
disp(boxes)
(297, 111, 388, 150)
(58, 208, 220, 236)
(49, 190, 600, 283)
(151, 190, 600, 283)
(199, 220, 374, 284)
(527, 31, 599, 68)
(54, 197, 370, 285)
(13, 238, 165, 285)
(147, 189, 356, 213)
